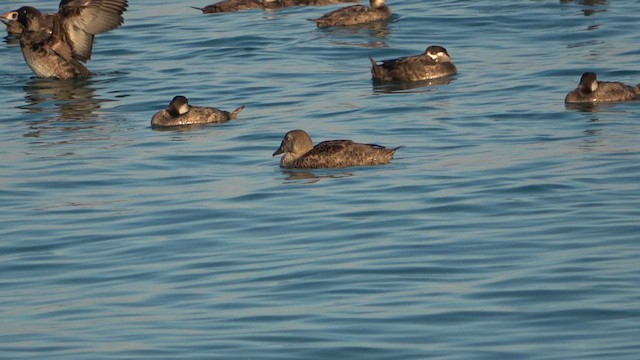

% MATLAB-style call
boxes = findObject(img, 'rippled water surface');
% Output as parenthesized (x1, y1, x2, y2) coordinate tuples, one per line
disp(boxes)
(2, 0, 640, 358)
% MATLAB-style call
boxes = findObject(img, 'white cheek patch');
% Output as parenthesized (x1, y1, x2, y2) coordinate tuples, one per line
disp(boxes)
(590, 81, 598, 92)
(427, 53, 438, 60)
(178, 103, 190, 115)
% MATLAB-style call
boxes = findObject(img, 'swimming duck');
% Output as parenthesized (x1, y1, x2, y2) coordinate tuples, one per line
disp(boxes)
(273, 129, 401, 169)
(308, 0, 391, 28)
(271, 0, 359, 8)
(191, 0, 264, 13)
(151, 96, 245, 127)
(565, 72, 640, 103)
(369, 45, 457, 82)
(3, 0, 128, 80)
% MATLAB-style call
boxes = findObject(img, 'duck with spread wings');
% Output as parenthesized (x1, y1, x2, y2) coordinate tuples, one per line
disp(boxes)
(2, 0, 128, 80)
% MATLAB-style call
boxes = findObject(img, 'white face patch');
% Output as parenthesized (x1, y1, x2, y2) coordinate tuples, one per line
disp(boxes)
(590, 81, 598, 92)
(427, 53, 438, 60)
(178, 103, 190, 115)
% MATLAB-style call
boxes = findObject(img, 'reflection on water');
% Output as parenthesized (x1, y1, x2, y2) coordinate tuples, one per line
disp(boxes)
(280, 169, 354, 183)
(564, 101, 616, 113)
(320, 21, 392, 46)
(372, 76, 454, 94)
(560, 0, 608, 16)
(21, 78, 101, 121)
(18, 78, 106, 139)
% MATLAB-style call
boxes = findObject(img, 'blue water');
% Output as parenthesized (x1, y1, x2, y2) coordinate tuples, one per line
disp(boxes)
(1, 0, 640, 358)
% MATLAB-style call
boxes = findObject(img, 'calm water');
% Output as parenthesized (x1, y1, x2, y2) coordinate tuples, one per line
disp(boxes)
(1, 0, 640, 358)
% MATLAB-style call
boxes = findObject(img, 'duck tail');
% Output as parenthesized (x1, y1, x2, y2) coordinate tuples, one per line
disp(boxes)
(307, 18, 319, 23)
(190, 6, 205, 11)
(391, 145, 405, 155)
(369, 55, 384, 79)
(368, 55, 377, 67)
(230, 105, 245, 119)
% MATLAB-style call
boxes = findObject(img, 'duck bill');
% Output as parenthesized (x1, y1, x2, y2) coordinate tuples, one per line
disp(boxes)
(272, 146, 284, 156)
(1, 11, 17, 21)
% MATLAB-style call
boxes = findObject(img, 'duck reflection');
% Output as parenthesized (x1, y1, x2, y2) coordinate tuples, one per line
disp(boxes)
(322, 21, 391, 45)
(372, 76, 454, 94)
(280, 169, 354, 183)
(21, 77, 102, 127)
(560, 0, 608, 16)
(565, 102, 613, 113)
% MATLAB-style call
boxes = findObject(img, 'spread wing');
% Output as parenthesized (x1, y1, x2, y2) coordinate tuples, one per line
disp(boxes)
(58, 0, 128, 62)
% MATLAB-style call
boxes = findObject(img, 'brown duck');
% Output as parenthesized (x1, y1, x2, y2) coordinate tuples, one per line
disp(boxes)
(151, 96, 245, 127)
(565, 72, 640, 103)
(308, 0, 391, 28)
(3, 0, 128, 80)
(369, 45, 457, 82)
(191, 0, 263, 13)
(273, 129, 401, 169)
(192, 0, 358, 13)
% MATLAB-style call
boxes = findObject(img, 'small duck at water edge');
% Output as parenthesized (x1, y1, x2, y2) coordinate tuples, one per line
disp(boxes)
(151, 96, 245, 127)
(273, 129, 401, 169)
(369, 45, 457, 82)
(2, 0, 128, 80)
(308, 0, 391, 28)
(565, 72, 640, 103)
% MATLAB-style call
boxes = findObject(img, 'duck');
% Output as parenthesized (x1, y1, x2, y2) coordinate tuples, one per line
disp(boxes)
(308, 0, 391, 28)
(269, 0, 359, 8)
(565, 72, 640, 103)
(2, 0, 128, 80)
(192, 0, 358, 13)
(191, 0, 263, 13)
(273, 129, 401, 169)
(369, 45, 457, 82)
(151, 96, 245, 127)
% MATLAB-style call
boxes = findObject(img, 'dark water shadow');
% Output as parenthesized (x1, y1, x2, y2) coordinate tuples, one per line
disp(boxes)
(279, 169, 354, 183)
(564, 101, 632, 113)
(372, 76, 455, 94)
(150, 123, 221, 132)
(17, 77, 109, 138)
(559, 0, 608, 16)
(20, 77, 102, 120)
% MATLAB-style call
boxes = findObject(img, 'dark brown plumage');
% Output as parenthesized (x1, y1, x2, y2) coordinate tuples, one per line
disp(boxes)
(308, 0, 391, 28)
(273, 129, 401, 169)
(151, 96, 245, 127)
(565, 72, 640, 103)
(191, 0, 263, 13)
(369, 45, 457, 82)
(3, 0, 128, 79)
(191, 0, 359, 13)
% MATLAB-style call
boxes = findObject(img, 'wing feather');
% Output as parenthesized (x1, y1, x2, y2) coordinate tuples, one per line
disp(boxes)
(59, 0, 128, 62)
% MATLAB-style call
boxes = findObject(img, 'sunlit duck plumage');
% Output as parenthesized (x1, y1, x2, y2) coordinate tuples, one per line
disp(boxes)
(369, 45, 457, 82)
(308, 0, 391, 28)
(3, 1, 128, 79)
(273, 129, 401, 168)
(151, 96, 245, 127)
(191, 0, 263, 13)
(565, 72, 640, 103)
(273, 0, 359, 8)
